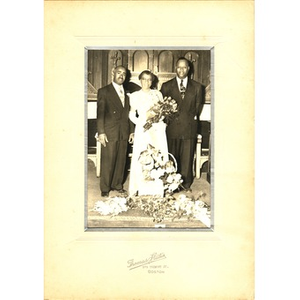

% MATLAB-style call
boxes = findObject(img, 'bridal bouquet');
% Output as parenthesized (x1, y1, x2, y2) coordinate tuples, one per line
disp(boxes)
(144, 96, 178, 131)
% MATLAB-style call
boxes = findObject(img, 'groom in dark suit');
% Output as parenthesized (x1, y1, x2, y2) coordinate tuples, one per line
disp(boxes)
(97, 65, 134, 197)
(160, 57, 204, 191)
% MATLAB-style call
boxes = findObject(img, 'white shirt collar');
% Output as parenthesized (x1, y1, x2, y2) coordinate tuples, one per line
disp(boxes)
(176, 76, 188, 87)
(112, 81, 124, 93)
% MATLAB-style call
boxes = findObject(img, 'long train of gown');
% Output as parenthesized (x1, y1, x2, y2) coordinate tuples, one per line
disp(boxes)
(128, 89, 169, 196)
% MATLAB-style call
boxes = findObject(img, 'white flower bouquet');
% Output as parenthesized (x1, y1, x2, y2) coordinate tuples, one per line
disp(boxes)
(144, 96, 178, 131)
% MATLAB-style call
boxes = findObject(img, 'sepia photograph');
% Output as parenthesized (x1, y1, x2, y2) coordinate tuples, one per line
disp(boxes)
(85, 48, 213, 230)
(44, 1, 254, 298)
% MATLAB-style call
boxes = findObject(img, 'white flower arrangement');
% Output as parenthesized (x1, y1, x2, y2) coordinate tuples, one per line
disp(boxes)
(92, 194, 211, 226)
(127, 193, 210, 225)
(173, 194, 211, 227)
(93, 197, 128, 216)
(92, 146, 211, 227)
(138, 144, 183, 195)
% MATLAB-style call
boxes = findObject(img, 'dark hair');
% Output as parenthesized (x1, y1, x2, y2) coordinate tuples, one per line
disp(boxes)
(113, 65, 127, 73)
(138, 70, 154, 81)
(151, 74, 159, 89)
(176, 57, 190, 66)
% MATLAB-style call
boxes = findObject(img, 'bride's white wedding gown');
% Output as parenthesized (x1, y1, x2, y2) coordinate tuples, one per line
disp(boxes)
(128, 89, 169, 196)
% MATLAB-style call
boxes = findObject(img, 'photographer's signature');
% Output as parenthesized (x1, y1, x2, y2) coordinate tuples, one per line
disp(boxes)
(127, 252, 166, 270)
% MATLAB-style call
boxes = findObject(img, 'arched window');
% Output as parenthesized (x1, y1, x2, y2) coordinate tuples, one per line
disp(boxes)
(132, 50, 149, 72)
(158, 50, 174, 72)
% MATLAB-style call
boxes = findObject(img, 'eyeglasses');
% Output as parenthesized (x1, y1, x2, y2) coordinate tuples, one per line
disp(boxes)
(141, 78, 152, 82)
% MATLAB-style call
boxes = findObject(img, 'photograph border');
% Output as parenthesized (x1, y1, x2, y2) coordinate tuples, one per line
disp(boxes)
(84, 46, 215, 232)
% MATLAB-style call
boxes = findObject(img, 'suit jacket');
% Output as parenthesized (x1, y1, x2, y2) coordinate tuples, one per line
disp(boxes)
(160, 77, 204, 139)
(97, 83, 134, 141)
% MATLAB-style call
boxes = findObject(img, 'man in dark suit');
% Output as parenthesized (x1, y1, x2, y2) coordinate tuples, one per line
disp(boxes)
(160, 57, 204, 192)
(97, 65, 134, 197)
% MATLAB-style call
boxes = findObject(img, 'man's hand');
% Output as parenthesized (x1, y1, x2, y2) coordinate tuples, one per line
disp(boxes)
(128, 133, 134, 144)
(98, 133, 108, 147)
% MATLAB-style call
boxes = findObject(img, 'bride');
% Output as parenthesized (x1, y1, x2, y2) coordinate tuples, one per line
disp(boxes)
(128, 70, 169, 197)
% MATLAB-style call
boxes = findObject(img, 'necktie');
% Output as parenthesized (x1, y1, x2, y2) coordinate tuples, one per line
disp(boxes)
(119, 87, 125, 106)
(180, 79, 186, 99)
